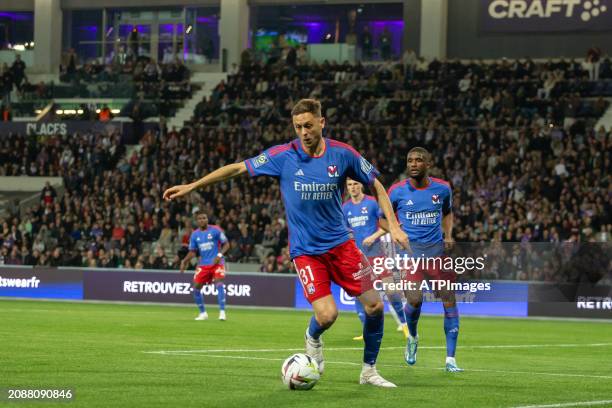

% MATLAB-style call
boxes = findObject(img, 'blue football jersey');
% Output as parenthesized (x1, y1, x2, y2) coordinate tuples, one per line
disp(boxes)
(245, 138, 379, 258)
(388, 177, 452, 256)
(342, 195, 381, 254)
(188, 225, 228, 266)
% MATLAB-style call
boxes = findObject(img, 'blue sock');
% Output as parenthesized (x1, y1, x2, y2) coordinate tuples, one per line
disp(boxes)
(363, 311, 384, 365)
(355, 300, 366, 325)
(404, 303, 422, 337)
(443, 305, 460, 358)
(193, 288, 205, 313)
(388, 294, 406, 325)
(308, 315, 326, 340)
(216, 283, 226, 311)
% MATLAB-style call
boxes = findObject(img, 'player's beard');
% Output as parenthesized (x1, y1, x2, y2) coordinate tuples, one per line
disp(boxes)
(409, 169, 426, 180)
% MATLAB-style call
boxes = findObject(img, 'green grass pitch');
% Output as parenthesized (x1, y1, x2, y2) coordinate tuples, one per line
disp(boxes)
(1, 299, 611, 408)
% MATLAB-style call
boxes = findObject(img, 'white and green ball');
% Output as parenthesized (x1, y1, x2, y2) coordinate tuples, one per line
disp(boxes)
(281, 353, 320, 390)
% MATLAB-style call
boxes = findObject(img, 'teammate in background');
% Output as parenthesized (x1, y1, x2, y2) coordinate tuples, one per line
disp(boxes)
(180, 211, 230, 321)
(342, 178, 408, 340)
(164, 99, 409, 387)
(385, 147, 462, 372)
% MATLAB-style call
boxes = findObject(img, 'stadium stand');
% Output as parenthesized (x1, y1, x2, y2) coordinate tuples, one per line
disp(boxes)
(2, 52, 194, 120)
(0, 56, 610, 281)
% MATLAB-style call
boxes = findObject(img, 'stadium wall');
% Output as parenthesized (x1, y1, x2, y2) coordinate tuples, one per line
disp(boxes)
(0, 177, 62, 192)
(0, 121, 158, 144)
(446, 0, 612, 59)
(0, 266, 609, 319)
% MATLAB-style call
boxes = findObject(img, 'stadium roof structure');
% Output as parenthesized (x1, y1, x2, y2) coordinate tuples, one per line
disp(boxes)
(1, 0, 402, 11)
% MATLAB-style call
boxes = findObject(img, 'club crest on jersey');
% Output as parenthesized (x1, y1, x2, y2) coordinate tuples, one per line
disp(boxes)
(307, 283, 315, 294)
(432, 194, 440, 204)
(361, 206, 368, 214)
(327, 165, 339, 177)
(207, 233, 213, 239)
(253, 153, 268, 168)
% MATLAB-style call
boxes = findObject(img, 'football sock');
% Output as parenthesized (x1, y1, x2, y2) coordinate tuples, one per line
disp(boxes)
(404, 302, 422, 337)
(308, 315, 326, 340)
(216, 283, 226, 311)
(363, 311, 384, 365)
(355, 300, 366, 325)
(443, 305, 460, 358)
(387, 294, 407, 325)
(193, 288, 205, 313)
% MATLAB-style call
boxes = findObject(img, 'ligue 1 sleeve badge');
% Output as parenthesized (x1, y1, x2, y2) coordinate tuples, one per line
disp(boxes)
(253, 153, 268, 168)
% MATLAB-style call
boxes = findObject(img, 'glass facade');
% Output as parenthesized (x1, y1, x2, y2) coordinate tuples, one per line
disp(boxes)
(0, 12, 34, 50)
(62, 7, 220, 65)
(252, 3, 404, 60)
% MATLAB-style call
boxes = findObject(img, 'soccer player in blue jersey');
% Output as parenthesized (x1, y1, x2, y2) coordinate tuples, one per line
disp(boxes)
(386, 146, 463, 372)
(164, 99, 409, 387)
(343, 178, 408, 340)
(180, 211, 230, 321)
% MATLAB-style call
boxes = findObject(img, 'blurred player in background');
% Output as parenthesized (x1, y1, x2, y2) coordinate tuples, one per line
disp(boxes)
(180, 211, 230, 321)
(164, 99, 409, 387)
(342, 178, 408, 340)
(386, 147, 462, 372)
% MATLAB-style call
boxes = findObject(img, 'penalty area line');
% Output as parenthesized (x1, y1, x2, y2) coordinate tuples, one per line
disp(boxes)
(510, 400, 612, 408)
(143, 342, 612, 354)
(147, 352, 612, 380)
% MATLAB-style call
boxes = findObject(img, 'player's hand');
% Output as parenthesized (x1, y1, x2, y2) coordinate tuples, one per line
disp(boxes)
(362, 235, 377, 248)
(213, 256, 222, 265)
(391, 226, 411, 253)
(163, 184, 194, 201)
(444, 237, 455, 251)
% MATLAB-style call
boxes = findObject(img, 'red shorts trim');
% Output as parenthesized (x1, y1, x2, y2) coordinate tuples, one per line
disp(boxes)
(194, 264, 226, 285)
(293, 239, 374, 303)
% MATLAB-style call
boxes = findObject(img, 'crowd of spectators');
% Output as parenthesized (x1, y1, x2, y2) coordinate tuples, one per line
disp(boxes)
(0, 54, 610, 282)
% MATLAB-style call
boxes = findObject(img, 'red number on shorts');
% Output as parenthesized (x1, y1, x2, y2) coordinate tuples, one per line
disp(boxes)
(298, 265, 314, 285)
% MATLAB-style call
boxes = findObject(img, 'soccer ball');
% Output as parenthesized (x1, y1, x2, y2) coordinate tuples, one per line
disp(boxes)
(281, 353, 320, 390)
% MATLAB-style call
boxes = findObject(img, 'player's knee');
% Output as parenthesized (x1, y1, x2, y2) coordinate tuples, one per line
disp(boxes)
(364, 300, 384, 316)
(315, 309, 338, 328)
(439, 290, 455, 305)
(405, 290, 423, 306)
(409, 300, 423, 309)
(443, 300, 456, 308)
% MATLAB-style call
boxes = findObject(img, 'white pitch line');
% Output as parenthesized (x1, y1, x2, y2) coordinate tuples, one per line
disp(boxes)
(143, 342, 612, 355)
(510, 400, 612, 408)
(149, 352, 612, 380)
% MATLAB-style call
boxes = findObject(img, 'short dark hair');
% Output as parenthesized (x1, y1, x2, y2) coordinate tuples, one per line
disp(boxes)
(194, 210, 207, 218)
(291, 99, 322, 117)
(407, 146, 432, 162)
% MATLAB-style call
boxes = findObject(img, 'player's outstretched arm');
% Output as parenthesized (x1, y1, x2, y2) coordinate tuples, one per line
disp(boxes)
(163, 162, 248, 201)
(370, 179, 410, 250)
